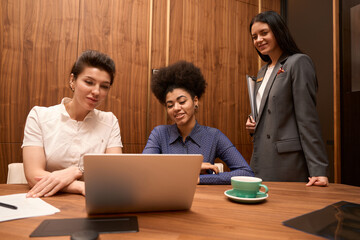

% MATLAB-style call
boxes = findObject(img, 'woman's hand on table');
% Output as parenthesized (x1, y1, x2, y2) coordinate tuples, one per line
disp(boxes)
(306, 176, 329, 187)
(200, 162, 219, 175)
(26, 166, 82, 198)
(197, 163, 220, 184)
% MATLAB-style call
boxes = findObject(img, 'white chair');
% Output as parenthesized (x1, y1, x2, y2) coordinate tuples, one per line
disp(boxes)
(7, 163, 27, 184)
(214, 163, 224, 173)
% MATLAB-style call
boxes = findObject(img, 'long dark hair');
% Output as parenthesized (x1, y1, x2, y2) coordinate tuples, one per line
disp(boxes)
(249, 11, 302, 62)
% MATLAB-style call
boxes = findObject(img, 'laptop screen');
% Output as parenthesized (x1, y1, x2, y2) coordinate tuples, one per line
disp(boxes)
(84, 154, 203, 214)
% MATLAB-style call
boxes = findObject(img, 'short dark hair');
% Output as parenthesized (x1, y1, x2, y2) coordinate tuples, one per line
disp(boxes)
(71, 50, 116, 85)
(249, 11, 302, 62)
(151, 61, 207, 105)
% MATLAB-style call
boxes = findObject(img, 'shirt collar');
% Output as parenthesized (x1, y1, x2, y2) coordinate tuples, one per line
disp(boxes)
(60, 97, 95, 121)
(60, 98, 71, 118)
(168, 121, 202, 147)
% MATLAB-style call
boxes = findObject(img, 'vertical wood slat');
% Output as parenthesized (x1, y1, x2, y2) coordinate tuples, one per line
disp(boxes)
(147, 0, 169, 138)
(261, 0, 281, 12)
(146, 0, 154, 139)
(333, 0, 341, 183)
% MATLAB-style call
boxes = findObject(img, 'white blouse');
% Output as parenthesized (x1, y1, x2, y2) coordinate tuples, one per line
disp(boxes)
(22, 98, 123, 172)
(256, 65, 275, 114)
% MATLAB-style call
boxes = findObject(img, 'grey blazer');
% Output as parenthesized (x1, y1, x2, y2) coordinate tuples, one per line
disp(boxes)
(250, 53, 328, 182)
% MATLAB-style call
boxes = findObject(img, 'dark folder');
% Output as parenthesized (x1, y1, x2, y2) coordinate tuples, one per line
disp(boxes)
(30, 216, 138, 237)
(283, 201, 360, 240)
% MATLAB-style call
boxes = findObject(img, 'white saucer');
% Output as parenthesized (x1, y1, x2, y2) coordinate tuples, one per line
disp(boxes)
(224, 189, 268, 203)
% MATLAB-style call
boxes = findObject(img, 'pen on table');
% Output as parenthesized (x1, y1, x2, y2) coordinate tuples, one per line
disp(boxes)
(0, 201, 18, 210)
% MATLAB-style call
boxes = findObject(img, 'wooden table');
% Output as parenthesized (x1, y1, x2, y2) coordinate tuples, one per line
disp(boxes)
(0, 183, 359, 239)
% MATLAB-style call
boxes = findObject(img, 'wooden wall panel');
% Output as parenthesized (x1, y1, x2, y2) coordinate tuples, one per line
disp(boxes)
(77, 0, 150, 153)
(147, 0, 168, 138)
(0, 0, 79, 183)
(333, 0, 340, 183)
(261, 0, 281, 12)
(169, 0, 259, 162)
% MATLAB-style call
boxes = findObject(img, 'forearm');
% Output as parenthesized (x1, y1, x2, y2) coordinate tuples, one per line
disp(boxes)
(62, 180, 85, 195)
(23, 146, 49, 187)
(28, 166, 82, 186)
(60, 167, 84, 194)
(143, 129, 162, 153)
(219, 146, 254, 176)
(199, 174, 229, 185)
(26, 169, 50, 187)
(26, 166, 83, 197)
(199, 169, 254, 185)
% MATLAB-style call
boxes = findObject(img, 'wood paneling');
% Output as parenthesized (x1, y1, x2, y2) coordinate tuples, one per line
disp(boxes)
(148, 0, 169, 136)
(261, 0, 281, 12)
(168, 0, 259, 161)
(333, 0, 341, 183)
(122, 144, 145, 155)
(0, 0, 282, 183)
(77, 0, 150, 152)
(0, 0, 79, 183)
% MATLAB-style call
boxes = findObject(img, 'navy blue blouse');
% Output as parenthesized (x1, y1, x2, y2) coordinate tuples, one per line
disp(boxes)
(143, 122, 254, 184)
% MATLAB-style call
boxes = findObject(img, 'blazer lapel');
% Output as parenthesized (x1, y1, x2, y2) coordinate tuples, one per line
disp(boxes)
(255, 67, 267, 95)
(256, 54, 289, 124)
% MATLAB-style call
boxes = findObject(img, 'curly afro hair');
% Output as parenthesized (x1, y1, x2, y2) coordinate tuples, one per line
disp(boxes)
(151, 61, 207, 105)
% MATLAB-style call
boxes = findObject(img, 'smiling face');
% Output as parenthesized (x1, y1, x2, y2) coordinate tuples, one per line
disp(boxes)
(165, 88, 198, 128)
(251, 22, 282, 59)
(70, 67, 111, 112)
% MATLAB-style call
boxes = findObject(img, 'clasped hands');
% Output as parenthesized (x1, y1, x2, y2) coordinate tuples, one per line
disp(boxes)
(26, 166, 84, 198)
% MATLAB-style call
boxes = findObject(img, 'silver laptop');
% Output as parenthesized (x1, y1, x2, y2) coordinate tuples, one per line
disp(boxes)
(83, 154, 203, 214)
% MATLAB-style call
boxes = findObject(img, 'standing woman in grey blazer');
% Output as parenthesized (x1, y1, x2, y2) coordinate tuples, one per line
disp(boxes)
(245, 11, 329, 186)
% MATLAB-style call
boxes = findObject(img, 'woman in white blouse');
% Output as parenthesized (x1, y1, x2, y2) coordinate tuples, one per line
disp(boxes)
(22, 50, 123, 197)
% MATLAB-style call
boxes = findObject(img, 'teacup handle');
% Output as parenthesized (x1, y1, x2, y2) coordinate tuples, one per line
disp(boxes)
(259, 184, 268, 194)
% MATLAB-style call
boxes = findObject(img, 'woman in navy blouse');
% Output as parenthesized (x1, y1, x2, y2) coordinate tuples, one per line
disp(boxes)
(143, 61, 254, 184)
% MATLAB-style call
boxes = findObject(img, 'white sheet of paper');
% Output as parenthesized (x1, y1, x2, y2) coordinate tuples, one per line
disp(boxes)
(0, 193, 60, 222)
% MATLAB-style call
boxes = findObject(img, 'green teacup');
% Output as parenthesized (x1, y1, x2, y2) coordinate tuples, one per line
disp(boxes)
(231, 176, 268, 198)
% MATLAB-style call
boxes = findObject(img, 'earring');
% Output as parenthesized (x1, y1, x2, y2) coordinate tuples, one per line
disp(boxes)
(69, 82, 74, 92)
